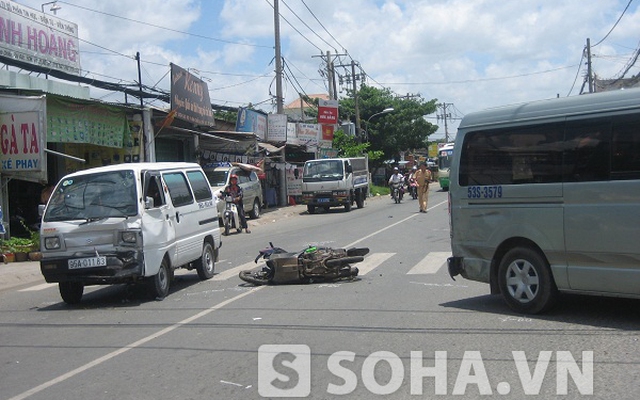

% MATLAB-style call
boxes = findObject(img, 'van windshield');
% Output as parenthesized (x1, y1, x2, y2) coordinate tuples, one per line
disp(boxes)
(204, 170, 228, 187)
(303, 160, 344, 182)
(44, 170, 138, 222)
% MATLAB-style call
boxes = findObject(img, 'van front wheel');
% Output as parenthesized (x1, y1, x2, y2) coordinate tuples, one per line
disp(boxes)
(498, 247, 557, 314)
(59, 282, 84, 304)
(195, 242, 215, 280)
(250, 199, 261, 219)
(148, 259, 170, 300)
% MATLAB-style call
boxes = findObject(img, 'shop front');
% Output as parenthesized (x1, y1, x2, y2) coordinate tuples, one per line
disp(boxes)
(1, 93, 149, 238)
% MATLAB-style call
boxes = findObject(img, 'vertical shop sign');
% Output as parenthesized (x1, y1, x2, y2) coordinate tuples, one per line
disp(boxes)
(0, 94, 46, 183)
(267, 114, 287, 142)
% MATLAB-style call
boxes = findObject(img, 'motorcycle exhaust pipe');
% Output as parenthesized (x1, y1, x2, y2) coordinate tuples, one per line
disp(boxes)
(338, 266, 359, 278)
(325, 256, 364, 268)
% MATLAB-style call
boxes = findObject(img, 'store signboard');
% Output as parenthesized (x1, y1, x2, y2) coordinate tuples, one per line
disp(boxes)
(318, 99, 339, 124)
(0, 1, 80, 75)
(236, 107, 267, 140)
(170, 63, 215, 127)
(0, 94, 46, 183)
(267, 113, 287, 142)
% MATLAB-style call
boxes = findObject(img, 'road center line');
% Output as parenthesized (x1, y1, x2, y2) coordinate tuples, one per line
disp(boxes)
(8, 286, 264, 400)
(346, 199, 447, 248)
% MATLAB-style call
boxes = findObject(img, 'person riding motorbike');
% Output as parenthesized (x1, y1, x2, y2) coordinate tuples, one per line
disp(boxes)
(219, 174, 251, 233)
(407, 165, 418, 199)
(388, 167, 405, 201)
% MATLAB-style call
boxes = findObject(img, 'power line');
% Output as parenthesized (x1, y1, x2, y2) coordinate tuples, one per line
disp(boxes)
(592, 0, 634, 47)
(377, 65, 578, 86)
(280, 0, 338, 52)
(58, 1, 272, 49)
(299, 0, 347, 53)
(264, 0, 323, 52)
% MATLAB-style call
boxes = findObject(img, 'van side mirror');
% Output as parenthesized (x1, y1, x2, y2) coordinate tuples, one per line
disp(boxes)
(144, 196, 154, 209)
(346, 164, 353, 174)
(38, 204, 45, 216)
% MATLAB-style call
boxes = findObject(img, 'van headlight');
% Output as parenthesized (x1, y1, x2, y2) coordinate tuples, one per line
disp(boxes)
(44, 236, 61, 250)
(120, 231, 138, 244)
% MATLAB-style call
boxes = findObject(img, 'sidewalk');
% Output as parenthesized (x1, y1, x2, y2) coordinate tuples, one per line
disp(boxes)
(0, 259, 43, 292)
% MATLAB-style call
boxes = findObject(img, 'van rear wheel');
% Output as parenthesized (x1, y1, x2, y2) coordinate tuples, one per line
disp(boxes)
(148, 259, 170, 300)
(498, 247, 557, 314)
(59, 282, 84, 304)
(195, 242, 215, 280)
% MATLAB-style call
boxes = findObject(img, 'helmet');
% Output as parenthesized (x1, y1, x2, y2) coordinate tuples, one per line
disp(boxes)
(412, 166, 417, 170)
(393, 167, 399, 171)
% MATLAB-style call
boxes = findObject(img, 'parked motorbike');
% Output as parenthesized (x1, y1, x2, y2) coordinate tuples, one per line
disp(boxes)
(390, 181, 404, 204)
(239, 242, 370, 285)
(221, 193, 241, 236)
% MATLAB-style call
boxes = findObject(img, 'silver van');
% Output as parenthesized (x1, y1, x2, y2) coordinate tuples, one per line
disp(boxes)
(203, 163, 263, 220)
(448, 88, 640, 314)
(39, 162, 222, 304)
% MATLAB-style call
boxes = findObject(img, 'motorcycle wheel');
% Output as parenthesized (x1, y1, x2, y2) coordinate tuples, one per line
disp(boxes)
(239, 270, 270, 285)
(224, 219, 230, 236)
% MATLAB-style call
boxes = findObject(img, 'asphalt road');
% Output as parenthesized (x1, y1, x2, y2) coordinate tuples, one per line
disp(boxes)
(1, 188, 639, 399)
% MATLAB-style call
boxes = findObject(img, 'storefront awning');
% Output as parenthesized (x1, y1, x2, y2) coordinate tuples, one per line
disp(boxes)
(258, 142, 285, 154)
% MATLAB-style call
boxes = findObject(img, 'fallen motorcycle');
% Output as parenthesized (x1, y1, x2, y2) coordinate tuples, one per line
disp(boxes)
(239, 242, 369, 285)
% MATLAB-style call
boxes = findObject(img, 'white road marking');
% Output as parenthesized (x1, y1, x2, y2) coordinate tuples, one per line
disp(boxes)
(406, 252, 451, 275)
(18, 283, 56, 292)
(355, 252, 395, 276)
(212, 261, 264, 281)
(345, 199, 448, 248)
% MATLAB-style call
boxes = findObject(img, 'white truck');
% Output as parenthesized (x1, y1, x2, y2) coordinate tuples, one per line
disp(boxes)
(301, 157, 369, 213)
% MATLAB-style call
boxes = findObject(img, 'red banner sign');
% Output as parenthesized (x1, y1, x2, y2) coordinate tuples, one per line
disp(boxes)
(318, 106, 338, 124)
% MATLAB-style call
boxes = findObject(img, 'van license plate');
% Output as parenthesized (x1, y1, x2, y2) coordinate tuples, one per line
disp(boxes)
(68, 257, 107, 269)
(318, 198, 330, 203)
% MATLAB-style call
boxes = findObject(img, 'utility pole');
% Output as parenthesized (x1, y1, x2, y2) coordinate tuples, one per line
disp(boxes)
(273, 0, 286, 206)
(586, 38, 594, 93)
(312, 51, 347, 100)
(352, 60, 362, 142)
(437, 103, 453, 143)
(274, 0, 284, 113)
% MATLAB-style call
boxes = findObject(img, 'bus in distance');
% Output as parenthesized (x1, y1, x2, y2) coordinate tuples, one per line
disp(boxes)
(437, 143, 455, 191)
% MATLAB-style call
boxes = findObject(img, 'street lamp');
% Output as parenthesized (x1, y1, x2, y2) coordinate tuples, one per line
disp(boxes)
(41, 1, 61, 14)
(363, 107, 394, 141)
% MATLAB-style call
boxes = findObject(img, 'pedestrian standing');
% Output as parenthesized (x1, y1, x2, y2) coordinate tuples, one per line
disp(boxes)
(415, 162, 431, 212)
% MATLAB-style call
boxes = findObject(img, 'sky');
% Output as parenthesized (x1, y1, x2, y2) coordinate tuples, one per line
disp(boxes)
(14, 0, 640, 140)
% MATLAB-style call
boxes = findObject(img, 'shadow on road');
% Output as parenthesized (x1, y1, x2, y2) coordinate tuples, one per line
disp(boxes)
(441, 292, 640, 330)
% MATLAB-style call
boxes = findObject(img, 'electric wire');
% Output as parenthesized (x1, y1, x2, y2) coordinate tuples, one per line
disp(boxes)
(567, 48, 587, 96)
(592, 0, 634, 47)
(57, 1, 272, 49)
(281, 0, 338, 52)
(299, 0, 347, 53)
(263, 0, 323, 52)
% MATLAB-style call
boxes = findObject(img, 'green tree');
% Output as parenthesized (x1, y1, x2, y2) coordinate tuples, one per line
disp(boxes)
(332, 129, 384, 161)
(339, 85, 438, 168)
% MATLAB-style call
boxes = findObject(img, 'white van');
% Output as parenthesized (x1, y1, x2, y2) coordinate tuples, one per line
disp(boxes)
(39, 162, 222, 304)
(448, 88, 640, 314)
